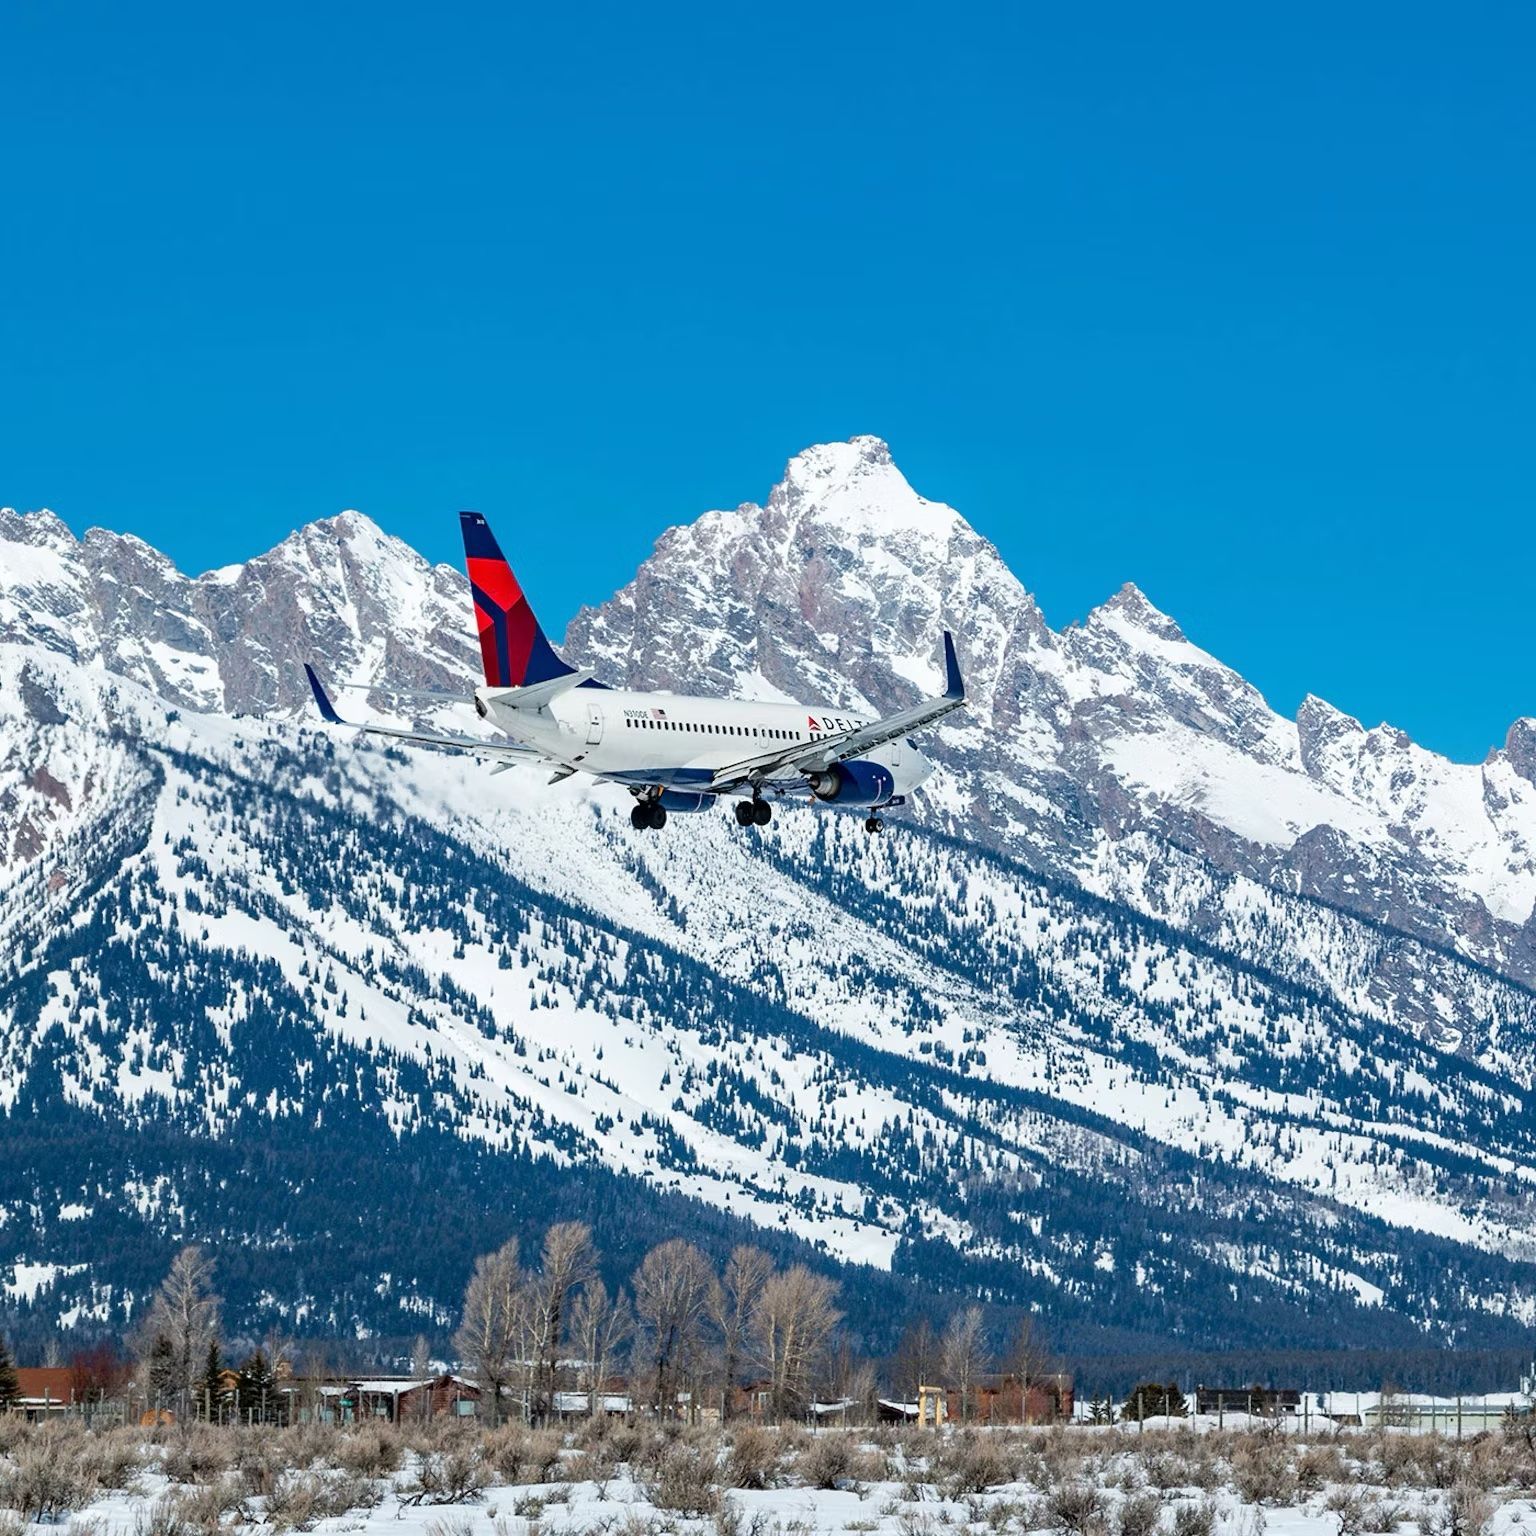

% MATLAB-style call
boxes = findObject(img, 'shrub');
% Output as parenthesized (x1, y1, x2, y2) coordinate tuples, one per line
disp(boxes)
(798, 1434, 861, 1491)
(1171, 1501, 1216, 1536)
(132, 1494, 192, 1536)
(163, 1426, 239, 1486)
(0, 1433, 101, 1522)
(485, 1424, 564, 1485)
(938, 1434, 1016, 1497)
(335, 1425, 402, 1478)
(648, 1449, 721, 1517)
(402, 1448, 487, 1507)
(1048, 1482, 1106, 1536)
(169, 1475, 250, 1536)
(1328, 1489, 1372, 1536)
(1420, 1485, 1495, 1536)
(1144, 1454, 1189, 1494)
(264, 1471, 322, 1531)
(1116, 1493, 1163, 1536)
(1231, 1439, 1298, 1506)
(1297, 1443, 1346, 1493)
(426, 1516, 478, 1536)
(726, 1425, 780, 1490)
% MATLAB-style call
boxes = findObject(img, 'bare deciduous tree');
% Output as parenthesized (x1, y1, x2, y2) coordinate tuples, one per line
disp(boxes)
(712, 1245, 773, 1418)
(569, 1279, 632, 1415)
(137, 1245, 221, 1414)
(752, 1264, 841, 1422)
(453, 1237, 523, 1425)
(530, 1221, 596, 1421)
(1002, 1313, 1052, 1418)
(893, 1316, 939, 1402)
(941, 1304, 989, 1422)
(632, 1238, 715, 1418)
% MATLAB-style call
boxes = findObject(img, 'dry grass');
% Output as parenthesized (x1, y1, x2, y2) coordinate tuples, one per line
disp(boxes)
(1, 1412, 1535, 1536)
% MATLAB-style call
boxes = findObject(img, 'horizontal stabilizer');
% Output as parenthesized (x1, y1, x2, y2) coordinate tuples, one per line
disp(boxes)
(334, 681, 472, 704)
(482, 668, 595, 711)
(301, 663, 544, 767)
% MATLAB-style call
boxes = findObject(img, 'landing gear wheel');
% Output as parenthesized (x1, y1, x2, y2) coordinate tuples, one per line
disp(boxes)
(647, 801, 668, 830)
(753, 799, 773, 826)
(864, 816, 884, 834)
(630, 804, 650, 831)
(734, 801, 755, 828)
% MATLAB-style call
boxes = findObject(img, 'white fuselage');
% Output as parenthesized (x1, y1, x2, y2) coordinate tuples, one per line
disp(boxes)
(480, 685, 934, 802)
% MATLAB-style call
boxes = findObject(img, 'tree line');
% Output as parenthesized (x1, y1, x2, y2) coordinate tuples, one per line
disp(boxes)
(26, 1227, 1059, 1425)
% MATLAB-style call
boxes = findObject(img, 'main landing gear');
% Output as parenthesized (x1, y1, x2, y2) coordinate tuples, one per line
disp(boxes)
(630, 799, 667, 831)
(734, 798, 772, 828)
(864, 815, 884, 834)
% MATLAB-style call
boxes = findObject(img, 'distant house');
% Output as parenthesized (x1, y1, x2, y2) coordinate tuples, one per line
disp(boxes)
(343, 1374, 481, 1422)
(948, 1373, 1073, 1425)
(552, 1390, 633, 1418)
(9, 1368, 77, 1421)
(1321, 1390, 1529, 1433)
(1196, 1387, 1303, 1418)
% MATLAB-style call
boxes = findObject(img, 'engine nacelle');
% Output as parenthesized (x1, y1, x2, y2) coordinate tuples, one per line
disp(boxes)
(807, 760, 895, 807)
(658, 789, 714, 814)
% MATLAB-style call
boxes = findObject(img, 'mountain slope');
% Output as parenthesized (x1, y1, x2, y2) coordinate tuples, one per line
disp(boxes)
(3, 442, 1536, 1360)
(565, 437, 1536, 999)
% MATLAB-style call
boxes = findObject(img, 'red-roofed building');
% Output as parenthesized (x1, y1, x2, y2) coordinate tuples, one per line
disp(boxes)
(11, 1368, 78, 1420)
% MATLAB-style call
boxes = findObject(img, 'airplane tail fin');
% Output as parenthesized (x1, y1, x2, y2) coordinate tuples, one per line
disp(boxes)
(459, 512, 576, 689)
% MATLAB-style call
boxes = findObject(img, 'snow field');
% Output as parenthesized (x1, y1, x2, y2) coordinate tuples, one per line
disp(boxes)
(3, 1420, 1536, 1536)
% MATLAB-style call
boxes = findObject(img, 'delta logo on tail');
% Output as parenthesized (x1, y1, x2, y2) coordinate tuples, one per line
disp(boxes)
(305, 511, 964, 836)
(461, 513, 574, 690)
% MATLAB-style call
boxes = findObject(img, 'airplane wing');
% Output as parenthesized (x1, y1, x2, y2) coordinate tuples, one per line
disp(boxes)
(707, 632, 965, 793)
(303, 664, 545, 766)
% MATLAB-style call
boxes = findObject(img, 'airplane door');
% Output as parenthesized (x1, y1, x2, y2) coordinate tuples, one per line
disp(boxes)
(586, 703, 603, 746)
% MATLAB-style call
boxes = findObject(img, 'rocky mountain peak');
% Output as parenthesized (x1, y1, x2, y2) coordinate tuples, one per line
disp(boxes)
(7, 445, 1536, 995)
(1089, 582, 1189, 643)
(766, 436, 969, 548)
(1296, 693, 1367, 778)
(0, 506, 75, 551)
(1505, 718, 1536, 786)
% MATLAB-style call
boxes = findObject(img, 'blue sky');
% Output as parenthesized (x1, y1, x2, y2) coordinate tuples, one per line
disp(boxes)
(3, 3, 1531, 760)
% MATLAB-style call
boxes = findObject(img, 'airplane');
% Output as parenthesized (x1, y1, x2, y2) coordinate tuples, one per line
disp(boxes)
(303, 511, 964, 833)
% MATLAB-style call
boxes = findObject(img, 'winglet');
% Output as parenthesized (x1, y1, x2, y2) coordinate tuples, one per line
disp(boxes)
(303, 663, 344, 725)
(942, 631, 964, 701)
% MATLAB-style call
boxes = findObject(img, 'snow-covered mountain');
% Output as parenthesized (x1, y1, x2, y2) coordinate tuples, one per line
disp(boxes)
(3, 441, 1536, 1360)
(567, 437, 1536, 1004)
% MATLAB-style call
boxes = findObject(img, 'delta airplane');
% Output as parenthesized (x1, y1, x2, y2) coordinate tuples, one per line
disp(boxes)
(303, 512, 964, 833)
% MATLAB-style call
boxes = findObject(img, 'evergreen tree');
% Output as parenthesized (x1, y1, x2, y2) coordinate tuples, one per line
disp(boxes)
(146, 1335, 178, 1405)
(1123, 1380, 1187, 1420)
(0, 1334, 19, 1410)
(201, 1340, 224, 1421)
(237, 1350, 275, 1424)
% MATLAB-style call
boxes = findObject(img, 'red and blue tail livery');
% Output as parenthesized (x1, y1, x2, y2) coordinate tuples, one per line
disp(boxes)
(460, 511, 575, 689)
(306, 510, 963, 836)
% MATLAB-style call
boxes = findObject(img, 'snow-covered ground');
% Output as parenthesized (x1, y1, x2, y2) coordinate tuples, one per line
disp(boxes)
(3, 1420, 1534, 1536)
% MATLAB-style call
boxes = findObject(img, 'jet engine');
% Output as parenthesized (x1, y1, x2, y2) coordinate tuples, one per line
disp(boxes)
(807, 760, 895, 806)
(658, 789, 715, 814)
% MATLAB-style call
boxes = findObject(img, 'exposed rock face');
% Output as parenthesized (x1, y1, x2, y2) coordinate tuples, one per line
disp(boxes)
(563, 439, 1536, 993)
(0, 506, 476, 715)
(4, 436, 1534, 1001)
